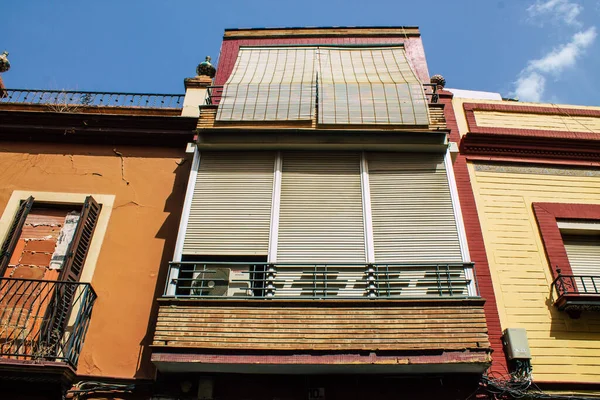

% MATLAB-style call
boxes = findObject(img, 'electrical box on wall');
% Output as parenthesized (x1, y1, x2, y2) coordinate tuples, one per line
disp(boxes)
(503, 328, 532, 359)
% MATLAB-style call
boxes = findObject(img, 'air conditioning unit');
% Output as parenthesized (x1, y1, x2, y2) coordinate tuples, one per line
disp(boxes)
(191, 265, 252, 297)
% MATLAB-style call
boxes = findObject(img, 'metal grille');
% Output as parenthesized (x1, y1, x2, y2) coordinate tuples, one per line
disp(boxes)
(167, 262, 475, 299)
(0, 89, 184, 109)
(0, 278, 96, 367)
(554, 274, 600, 296)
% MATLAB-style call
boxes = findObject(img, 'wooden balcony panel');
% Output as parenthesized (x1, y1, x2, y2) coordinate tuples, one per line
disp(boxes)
(152, 300, 489, 352)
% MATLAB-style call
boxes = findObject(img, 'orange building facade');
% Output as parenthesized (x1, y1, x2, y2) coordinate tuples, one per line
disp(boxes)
(0, 92, 197, 398)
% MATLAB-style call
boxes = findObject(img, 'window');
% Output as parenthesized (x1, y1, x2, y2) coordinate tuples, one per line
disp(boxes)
(169, 150, 472, 298)
(216, 46, 429, 125)
(0, 196, 101, 282)
(532, 203, 600, 312)
(0, 196, 101, 359)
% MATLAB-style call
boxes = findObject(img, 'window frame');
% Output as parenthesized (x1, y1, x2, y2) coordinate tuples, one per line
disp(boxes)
(532, 203, 600, 278)
(168, 148, 474, 297)
(0, 191, 115, 284)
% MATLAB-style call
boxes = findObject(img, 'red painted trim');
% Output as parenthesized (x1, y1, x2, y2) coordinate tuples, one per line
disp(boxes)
(464, 155, 600, 167)
(151, 350, 490, 366)
(464, 103, 600, 117)
(439, 92, 508, 375)
(463, 102, 600, 142)
(533, 202, 600, 278)
(460, 102, 600, 164)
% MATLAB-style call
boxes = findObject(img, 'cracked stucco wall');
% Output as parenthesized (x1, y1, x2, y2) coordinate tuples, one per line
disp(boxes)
(0, 142, 190, 380)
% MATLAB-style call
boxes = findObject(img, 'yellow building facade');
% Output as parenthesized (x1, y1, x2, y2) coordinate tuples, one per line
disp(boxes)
(451, 94, 600, 387)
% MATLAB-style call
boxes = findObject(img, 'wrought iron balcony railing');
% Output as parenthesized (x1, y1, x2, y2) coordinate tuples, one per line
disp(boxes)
(0, 89, 184, 109)
(552, 272, 600, 313)
(0, 278, 96, 367)
(554, 274, 600, 296)
(166, 262, 477, 299)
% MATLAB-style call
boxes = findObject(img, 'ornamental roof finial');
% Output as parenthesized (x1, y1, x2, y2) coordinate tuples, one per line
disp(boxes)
(0, 51, 10, 73)
(196, 56, 216, 78)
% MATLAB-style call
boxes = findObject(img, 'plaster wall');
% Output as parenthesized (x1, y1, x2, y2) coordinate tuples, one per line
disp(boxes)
(0, 142, 190, 380)
(468, 163, 600, 383)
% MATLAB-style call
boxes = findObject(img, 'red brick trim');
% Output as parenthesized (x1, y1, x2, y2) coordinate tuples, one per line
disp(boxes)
(532, 203, 600, 278)
(439, 92, 507, 375)
(463, 102, 600, 142)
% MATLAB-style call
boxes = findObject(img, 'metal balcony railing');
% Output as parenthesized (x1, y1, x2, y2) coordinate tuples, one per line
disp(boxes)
(0, 89, 184, 109)
(553, 273, 600, 296)
(166, 262, 476, 299)
(204, 84, 440, 106)
(0, 278, 96, 367)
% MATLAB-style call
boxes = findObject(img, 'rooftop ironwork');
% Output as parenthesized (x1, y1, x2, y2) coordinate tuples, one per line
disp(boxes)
(0, 89, 184, 109)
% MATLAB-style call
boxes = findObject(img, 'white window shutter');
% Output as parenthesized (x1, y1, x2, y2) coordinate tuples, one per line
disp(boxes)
(277, 152, 366, 263)
(183, 151, 276, 255)
(367, 152, 462, 263)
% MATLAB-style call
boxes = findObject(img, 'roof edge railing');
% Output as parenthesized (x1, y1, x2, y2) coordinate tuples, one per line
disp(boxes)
(0, 89, 184, 109)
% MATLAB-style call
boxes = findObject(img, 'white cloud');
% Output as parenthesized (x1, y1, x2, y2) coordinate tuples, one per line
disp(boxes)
(527, 0, 583, 26)
(529, 27, 597, 74)
(515, 71, 546, 102)
(513, 1, 597, 102)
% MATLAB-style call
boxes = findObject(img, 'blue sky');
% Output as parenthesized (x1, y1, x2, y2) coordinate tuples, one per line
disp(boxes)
(2, 0, 599, 105)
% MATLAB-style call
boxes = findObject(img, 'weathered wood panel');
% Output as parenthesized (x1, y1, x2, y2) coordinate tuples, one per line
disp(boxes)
(470, 163, 600, 383)
(153, 301, 489, 352)
(473, 110, 600, 133)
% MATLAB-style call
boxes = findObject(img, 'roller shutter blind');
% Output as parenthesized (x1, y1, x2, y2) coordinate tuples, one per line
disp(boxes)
(563, 235, 600, 277)
(216, 47, 317, 121)
(368, 152, 461, 263)
(277, 152, 366, 263)
(183, 151, 275, 256)
(318, 47, 429, 125)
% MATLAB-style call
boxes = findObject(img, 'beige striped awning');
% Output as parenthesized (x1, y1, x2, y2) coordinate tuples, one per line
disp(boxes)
(317, 47, 429, 125)
(216, 47, 317, 121)
(216, 45, 428, 126)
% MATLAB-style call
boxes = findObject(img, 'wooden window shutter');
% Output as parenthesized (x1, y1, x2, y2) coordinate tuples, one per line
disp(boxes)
(44, 196, 101, 351)
(0, 196, 34, 274)
(60, 196, 101, 282)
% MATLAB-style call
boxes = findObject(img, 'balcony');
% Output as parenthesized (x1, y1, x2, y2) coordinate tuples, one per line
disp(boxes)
(195, 83, 448, 142)
(552, 272, 600, 315)
(0, 278, 96, 382)
(152, 261, 490, 374)
(166, 261, 476, 299)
